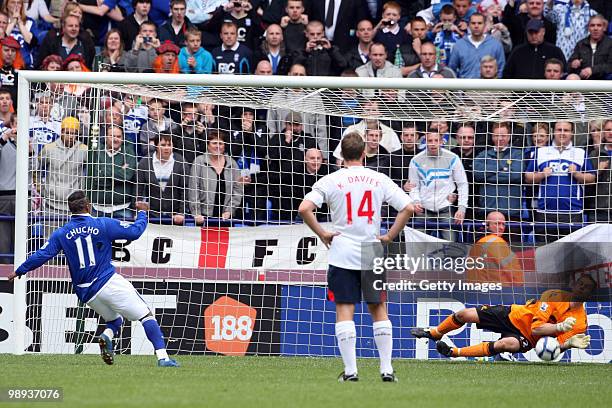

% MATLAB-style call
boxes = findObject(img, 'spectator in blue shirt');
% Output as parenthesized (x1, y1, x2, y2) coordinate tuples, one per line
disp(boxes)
(211, 21, 252, 74)
(544, 0, 598, 61)
(430, 4, 463, 67)
(178, 26, 213, 73)
(525, 121, 596, 242)
(418, 0, 475, 29)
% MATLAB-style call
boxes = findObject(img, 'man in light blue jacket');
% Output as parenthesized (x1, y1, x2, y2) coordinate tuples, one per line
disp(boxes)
(448, 13, 506, 78)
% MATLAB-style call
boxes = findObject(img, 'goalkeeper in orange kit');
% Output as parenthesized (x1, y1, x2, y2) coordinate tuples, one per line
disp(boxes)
(411, 275, 596, 358)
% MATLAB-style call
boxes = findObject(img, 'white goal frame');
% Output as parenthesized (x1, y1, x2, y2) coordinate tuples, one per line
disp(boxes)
(14, 71, 612, 354)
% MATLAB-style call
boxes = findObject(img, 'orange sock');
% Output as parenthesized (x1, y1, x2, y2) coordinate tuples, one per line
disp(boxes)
(452, 342, 494, 358)
(432, 313, 463, 339)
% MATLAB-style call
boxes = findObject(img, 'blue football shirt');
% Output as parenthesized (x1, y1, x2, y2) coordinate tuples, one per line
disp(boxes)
(526, 145, 595, 213)
(16, 212, 148, 302)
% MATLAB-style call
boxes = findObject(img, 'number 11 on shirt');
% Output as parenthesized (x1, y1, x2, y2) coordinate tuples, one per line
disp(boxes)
(75, 235, 96, 268)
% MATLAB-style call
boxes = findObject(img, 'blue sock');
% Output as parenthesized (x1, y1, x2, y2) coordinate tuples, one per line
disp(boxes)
(142, 316, 166, 351)
(106, 317, 123, 337)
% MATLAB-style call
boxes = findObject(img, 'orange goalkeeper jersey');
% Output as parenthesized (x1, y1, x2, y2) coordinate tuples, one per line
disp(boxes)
(508, 293, 587, 347)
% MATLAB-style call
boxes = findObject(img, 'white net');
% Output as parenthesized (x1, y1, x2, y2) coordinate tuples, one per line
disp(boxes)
(15, 74, 612, 362)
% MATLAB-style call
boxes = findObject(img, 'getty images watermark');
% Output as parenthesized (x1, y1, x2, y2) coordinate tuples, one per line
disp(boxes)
(361, 242, 504, 295)
(359, 241, 608, 300)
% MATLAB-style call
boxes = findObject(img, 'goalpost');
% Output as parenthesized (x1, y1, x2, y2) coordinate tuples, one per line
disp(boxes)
(12, 71, 612, 362)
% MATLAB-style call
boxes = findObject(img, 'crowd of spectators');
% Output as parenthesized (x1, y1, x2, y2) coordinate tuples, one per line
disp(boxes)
(0, 0, 608, 91)
(8, 93, 612, 249)
(0, 0, 611, 262)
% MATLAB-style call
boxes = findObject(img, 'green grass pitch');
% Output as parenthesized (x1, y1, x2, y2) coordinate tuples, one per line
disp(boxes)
(1, 355, 610, 408)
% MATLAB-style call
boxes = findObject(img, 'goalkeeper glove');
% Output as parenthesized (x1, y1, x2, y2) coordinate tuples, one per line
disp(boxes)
(556, 317, 576, 332)
(563, 334, 591, 349)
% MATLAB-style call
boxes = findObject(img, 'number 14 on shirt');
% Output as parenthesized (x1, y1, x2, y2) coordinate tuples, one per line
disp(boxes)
(345, 191, 374, 224)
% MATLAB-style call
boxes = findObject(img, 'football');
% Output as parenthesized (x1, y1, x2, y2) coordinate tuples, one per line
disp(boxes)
(535, 336, 561, 361)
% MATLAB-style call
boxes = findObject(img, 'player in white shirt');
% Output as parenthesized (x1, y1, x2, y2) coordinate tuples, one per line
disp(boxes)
(299, 132, 414, 382)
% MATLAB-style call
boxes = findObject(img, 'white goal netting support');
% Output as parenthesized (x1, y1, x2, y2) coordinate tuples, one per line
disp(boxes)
(11, 72, 612, 362)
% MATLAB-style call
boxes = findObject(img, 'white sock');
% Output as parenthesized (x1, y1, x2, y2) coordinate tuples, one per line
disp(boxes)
(335, 320, 357, 376)
(155, 348, 169, 360)
(373, 320, 393, 374)
(103, 328, 114, 340)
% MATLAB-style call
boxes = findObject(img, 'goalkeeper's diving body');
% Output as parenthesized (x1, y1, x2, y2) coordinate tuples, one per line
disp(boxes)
(8, 191, 179, 367)
(298, 132, 414, 382)
(411, 274, 596, 357)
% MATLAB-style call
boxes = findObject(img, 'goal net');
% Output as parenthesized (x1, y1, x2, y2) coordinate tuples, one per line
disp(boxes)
(10, 72, 612, 362)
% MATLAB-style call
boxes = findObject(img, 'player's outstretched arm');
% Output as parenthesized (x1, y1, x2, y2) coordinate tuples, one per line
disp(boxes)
(8, 233, 62, 281)
(378, 203, 414, 244)
(298, 199, 339, 249)
(105, 211, 149, 241)
(532, 317, 576, 337)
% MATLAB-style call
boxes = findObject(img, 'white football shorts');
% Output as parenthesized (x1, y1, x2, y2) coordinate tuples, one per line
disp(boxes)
(87, 273, 150, 322)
